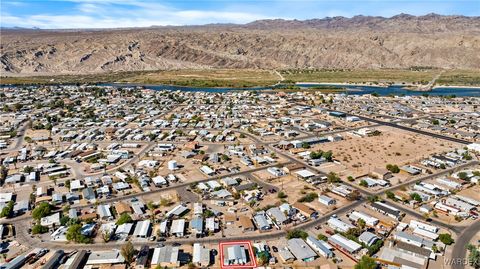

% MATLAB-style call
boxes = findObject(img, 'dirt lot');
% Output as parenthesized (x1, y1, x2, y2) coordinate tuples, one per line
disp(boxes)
(316, 126, 460, 176)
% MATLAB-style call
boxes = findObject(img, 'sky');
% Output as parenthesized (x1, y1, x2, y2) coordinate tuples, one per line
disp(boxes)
(1, 0, 479, 29)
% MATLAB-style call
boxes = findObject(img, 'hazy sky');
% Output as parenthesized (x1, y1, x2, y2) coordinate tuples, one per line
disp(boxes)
(1, 0, 479, 29)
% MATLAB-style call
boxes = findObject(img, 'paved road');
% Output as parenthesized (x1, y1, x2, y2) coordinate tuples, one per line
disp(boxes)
(450, 219, 480, 269)
(340, 112, 471, 145)
(23, 199, 364, 251)
(0, 120, 29, 154)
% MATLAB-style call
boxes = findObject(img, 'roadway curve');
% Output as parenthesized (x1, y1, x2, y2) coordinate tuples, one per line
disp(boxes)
(450, 220, 480, 269)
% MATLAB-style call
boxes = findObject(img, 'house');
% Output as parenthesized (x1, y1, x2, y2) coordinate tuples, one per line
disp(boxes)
(318, 195, 336, 206)
(42, 250, 65, 269)
(152, 176, 167, 186)
(294, 169, 316, 180)
(349, 211, 379, 227)
(372, 167, 393, 180)
(238, 216, 255, 231)
(135, 245, 150, 269)
(114, 202, 132, 215)
(70, 179, 85, 192)
(328, 234, 362, 254)
(266, 207, 289, 225)
(359, 231, 380, 246)
(133, 220, 151, 238)
(224, 245, 248, 265)
(190, 217, 203, 237)
(82, 187, 96, 201)
(306, 236, 333, 258)
(278, 248, 295, 263)
(166, 204, 189, 218)
(267, 167, 285, 177)
(13, 200, 29, 215)
(327, 216, 354, 233)
(97, 204, 112, 220)
(371, 201, 402, 219)
(293, 202, 318, 218)
(63, 250, 88, 269)
(224, 214, 236, 225)
(394, 231, 434, 248)
(171, 219, 186, 237)
(192, 243, 210, 267)
(41, 212, 61, 227)
(253, 212, 271, 231)
(200, 166, 215, 176)
(287, 238, 317, 262)
(205, 217, 218, 232)
(115, 223, 134, 241)
(86, 250, 125, 267)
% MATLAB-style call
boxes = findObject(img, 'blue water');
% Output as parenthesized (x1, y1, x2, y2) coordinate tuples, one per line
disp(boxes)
(295, 84, 480, 97)
(3, 82, 479, 96)
(101, 82, 480, 97)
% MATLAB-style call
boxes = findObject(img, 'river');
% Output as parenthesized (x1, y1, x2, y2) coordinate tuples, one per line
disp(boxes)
(101, 83, 480, 97)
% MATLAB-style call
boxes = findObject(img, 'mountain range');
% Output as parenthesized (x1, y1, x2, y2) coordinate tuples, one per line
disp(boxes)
(1, 13, 479, 76)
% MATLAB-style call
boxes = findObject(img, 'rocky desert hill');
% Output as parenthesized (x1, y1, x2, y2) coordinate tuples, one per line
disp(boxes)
(1, 13, 480, 76)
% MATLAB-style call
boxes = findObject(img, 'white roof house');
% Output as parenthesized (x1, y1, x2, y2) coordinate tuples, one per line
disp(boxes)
(192, 243, 210, 267)
(328, 234, 362, 254)
(151, 246, 180, 267)
(327, 217, 354, 232)
(306, 236, 333, 258)
(349, 211, 379, 227)
(152, 176, 167, 186)
(86, 250, 125, 265)
(318, 195, 336, 206)
(224, 245, 248, 265)
(409, 220, 438, 233)
(97, 204, 112, 220)
(166, 204, 189, 218)
(70, 179, 84, 191)
(41, 212, 61, 227)
(200, 166, 215, 176)
(133, 220, 151, 238)
(295, 169, 316, 179)
(170, 219, 185, 237)
(287, 238, 317, 262)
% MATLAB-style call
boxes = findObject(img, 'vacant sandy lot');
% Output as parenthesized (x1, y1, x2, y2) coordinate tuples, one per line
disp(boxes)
(316, 126, 460, 176)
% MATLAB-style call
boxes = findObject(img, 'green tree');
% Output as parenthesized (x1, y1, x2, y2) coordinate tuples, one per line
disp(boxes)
(0, 201, 14, 218)
(357, 218, 366, 230)
(327, 172, 340, 183)
(467, 244, 480, 269)
(322, 150, 333, 161)
(457, 172, 469, 180)
(409, 192, 422, 203)
(23, 166, 34, 173)
(438, 233, 454, 245)
(32, 224, 49, 234)
(386, 191, 396, 200)
(277, 191, 287, 199)
(355, 255, 378, 269)
(66, 224, 92, 243)
(116, 213, 133, 225)
(121, 240, 136, 265)
(32, 202, 53, 220)
(360, 180, 368, 187)
(317, 234, 328, 241)
(286, 229, 308, 240)
(297, 192, 318, 203)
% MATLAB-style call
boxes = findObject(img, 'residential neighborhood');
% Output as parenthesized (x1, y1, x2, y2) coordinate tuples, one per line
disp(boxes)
(0, 85, 479, 269)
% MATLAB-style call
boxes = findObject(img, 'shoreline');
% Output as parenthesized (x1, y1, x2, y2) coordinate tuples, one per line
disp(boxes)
(2, 81, 480, 90)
